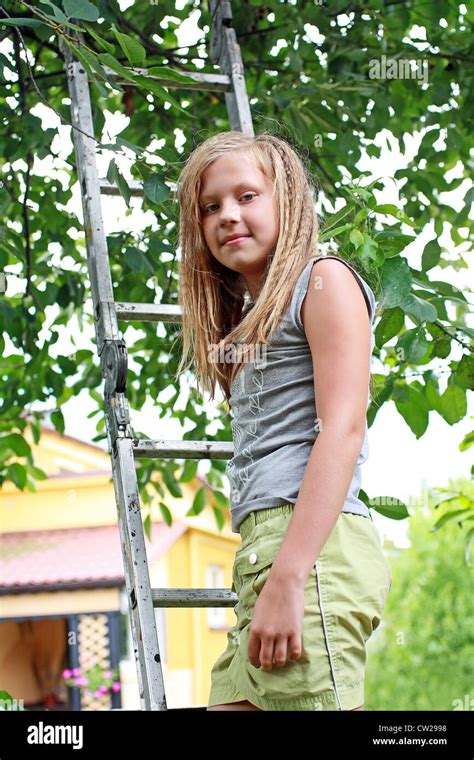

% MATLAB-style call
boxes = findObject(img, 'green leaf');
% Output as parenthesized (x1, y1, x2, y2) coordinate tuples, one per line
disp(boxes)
(212, 489, 228, 508)
(373, 204, 417, 228)
(381, 257, 412, 308)
(374, 231, 416, 257)
(368, 496, 410, 520)
(51, 409, 65, 435)
(6, 462, 27, 489)
(29, 465, 48, 480)
(63, 0, 99, 22)
(0, 18, 45, 28)
(159, 501, 172, 526)
(421, 239, 441, 271)
(129, 73, 188, 115)
(454, 355, 474, 391)
(161, 468, 183, 498)
(82, 22, 116, 54)
(115, 137, 146, 154)
(319, 223, 351, 242)
(375, 307, 405, 347)
(143, 513, 152, 541)
(178, 459, 198, 483)
(400, 294, 438, 324)
(397, 328, 430, 364)
(97, 53, 138, 82)
(428, 280, 467, 303)
(112, 30, 146, 67)
(393, 383, 430, 437)
(123, 247, 154, 274)
(67, 42, 114, 88)
(148, 66, 204, 85)
(188, 486, 207, 516)
(353, 208, 369, 225)
(38, 1, 68, 23)
(350, 229, 364, 248)
(320, 203, 355, 235)
(143, 174, 169, 205)
(439, 384, 466, 425)
(358, 233, 378, 263)
(106, 159, 131, 207)
(431, 508, 473, 531)
(0, 433, 31, 457)
(212, 505, 225, 531)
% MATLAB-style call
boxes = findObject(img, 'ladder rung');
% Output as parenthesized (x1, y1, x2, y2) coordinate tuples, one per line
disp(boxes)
(99, 178, 178, 198)
(102, 65, 231, 92)
(116, 303, 181, 323)
(152, 588, 238, 607)
(99, 178, 145, 196)
(133, 439, 233, 459)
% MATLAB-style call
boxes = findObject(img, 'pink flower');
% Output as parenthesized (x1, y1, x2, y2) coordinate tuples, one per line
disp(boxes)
(71, 668, 82, 677)
(103, 670, 113, 679)
(74, 677, 89, 686)
(111, 682, 121, 692)
(94, 689, 102, 698)
(62, 669, 72, 679)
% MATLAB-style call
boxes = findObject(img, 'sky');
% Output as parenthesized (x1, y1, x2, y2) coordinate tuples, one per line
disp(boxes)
(3, 4, 472, 550)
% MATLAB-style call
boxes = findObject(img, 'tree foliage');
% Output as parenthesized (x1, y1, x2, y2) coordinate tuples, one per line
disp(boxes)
(0, 0, 472, 528)
(365, 476, 474, 710)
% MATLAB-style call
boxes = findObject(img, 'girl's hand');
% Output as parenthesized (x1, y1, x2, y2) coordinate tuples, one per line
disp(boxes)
(247, 574, 306, 671)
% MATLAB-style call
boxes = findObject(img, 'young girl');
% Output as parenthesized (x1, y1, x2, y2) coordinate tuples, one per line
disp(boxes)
(174, 130, 392, 711)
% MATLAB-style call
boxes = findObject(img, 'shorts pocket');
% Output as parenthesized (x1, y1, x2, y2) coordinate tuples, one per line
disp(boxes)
(233, 532, 288, 612)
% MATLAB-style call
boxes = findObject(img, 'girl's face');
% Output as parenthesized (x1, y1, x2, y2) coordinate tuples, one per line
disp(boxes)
(199, 153, 279, 300)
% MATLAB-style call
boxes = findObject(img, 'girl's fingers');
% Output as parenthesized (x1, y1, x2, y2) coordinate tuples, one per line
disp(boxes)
(273, 637, 289, 668)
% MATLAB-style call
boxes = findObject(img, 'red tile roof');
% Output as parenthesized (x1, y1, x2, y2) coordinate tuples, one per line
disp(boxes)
(0, 521, 187, 593)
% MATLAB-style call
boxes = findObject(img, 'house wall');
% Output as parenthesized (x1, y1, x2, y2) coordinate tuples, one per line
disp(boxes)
(0, 428, 241, 709)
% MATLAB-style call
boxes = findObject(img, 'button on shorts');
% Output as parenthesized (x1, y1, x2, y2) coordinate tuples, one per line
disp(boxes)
(208, 503, 392, 711)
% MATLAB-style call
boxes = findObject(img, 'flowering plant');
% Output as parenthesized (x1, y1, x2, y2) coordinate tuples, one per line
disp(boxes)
(62, 665, 121, 700)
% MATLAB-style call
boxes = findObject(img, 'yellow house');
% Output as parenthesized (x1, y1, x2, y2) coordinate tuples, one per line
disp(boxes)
(0, 425, 240, 710)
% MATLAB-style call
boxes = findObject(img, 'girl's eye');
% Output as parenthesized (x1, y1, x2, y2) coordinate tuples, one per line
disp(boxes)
(203, 193, 256, 214)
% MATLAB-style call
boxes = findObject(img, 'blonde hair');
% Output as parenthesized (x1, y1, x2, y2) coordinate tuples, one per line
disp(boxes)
(173, 129, 379, 408)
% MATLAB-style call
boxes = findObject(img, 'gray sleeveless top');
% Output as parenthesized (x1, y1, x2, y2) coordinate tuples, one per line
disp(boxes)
(226, 255, 376, 533)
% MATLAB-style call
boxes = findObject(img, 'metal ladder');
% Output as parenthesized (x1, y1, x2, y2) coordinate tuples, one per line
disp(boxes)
(60, 1, 253, 710)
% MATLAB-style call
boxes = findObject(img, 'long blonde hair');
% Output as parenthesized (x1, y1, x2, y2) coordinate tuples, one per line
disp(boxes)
(173, 130, 322, 407)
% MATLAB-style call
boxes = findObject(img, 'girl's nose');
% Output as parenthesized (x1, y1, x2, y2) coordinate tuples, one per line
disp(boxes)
(218, 202, 241, 221)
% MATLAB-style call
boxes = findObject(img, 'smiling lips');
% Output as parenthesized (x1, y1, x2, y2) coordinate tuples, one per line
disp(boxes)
(222, 235, 250, 245)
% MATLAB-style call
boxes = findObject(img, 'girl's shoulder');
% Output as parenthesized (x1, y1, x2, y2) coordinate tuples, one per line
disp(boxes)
(292, 255, 376, 330)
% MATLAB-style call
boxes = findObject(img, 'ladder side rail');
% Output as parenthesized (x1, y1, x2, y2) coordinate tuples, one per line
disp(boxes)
(208, 0, 254, 135)
(110, 450, 149, 709)
(59, 33, 167, 711)
(114, 438, 168, 710)
(60, 40, 120, 353)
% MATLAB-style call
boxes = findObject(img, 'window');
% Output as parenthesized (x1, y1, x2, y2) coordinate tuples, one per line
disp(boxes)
(206, 564, 227, 629)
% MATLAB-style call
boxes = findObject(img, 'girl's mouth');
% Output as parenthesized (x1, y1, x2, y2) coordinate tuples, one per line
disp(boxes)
(223, 236, 250, 246)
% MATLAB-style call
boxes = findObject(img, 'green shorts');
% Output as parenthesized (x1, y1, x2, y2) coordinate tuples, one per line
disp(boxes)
(208, 503, 392, 711)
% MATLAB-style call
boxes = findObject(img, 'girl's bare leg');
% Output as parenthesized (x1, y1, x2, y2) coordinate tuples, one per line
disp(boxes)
(207, 699, 262, 711)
